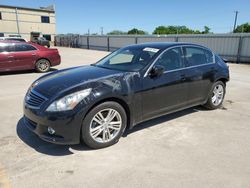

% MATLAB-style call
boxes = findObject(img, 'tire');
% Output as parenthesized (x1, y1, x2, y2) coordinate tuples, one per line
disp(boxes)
(81, 102, 127, 149)
(35, 59, 51, 73)
(204, 81, 226, 110)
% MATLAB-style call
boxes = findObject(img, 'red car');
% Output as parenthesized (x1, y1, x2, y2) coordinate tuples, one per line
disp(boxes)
(0, 41, 61, 73)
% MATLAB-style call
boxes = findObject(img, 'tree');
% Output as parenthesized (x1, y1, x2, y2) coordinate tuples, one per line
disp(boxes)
(107, 30, 127, 35)
(202, 26, 211, 34)
(127, 28, 147, 35)
(234, 23, 250, 33)
(152, 25, 214, 35)
(153, 25, 199, 35)
(153, 26, 172, 34)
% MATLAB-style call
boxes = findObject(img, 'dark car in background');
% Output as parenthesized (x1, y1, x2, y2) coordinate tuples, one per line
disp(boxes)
(23, 42, 229, 149)
(0, 41, 60, 73)
(32, 37, 50, 48)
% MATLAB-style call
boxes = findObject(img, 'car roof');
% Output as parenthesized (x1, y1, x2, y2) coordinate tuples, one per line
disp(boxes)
(0, 40, 26, 44)
(0, 41, 47, 50)
(126, 42, 208, 50)
(0, 37, 24, 39)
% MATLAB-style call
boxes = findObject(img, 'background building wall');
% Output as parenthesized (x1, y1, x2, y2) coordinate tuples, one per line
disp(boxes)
(0, 5, 56, 42)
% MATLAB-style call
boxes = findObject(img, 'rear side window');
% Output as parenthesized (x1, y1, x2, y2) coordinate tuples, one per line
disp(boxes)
(43, 35, 51, 41)
(155, 47, 184, 71)
(184, 46, 213, 67)
(15, 44, 36, 52)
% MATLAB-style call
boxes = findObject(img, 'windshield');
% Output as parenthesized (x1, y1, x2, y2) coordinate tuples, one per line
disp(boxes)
(94, 46, 161, 71)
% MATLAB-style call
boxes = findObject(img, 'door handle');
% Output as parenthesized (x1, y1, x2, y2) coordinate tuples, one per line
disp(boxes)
(31, 54, 36, 56)
(7, 56, 14, 59)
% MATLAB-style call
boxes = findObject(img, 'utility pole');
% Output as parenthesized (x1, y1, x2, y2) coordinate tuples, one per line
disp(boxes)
(15, 8, 20, 35)
(88, 29, 90, 35)
(100, 27, 103, 35)
(233, 11, 239, 33)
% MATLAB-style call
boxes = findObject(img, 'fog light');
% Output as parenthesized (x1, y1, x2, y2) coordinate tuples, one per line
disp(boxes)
(48, 127, 55, 135)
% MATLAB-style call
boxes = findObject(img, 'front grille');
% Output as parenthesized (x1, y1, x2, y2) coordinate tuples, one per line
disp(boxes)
(25, 90, 47, 108)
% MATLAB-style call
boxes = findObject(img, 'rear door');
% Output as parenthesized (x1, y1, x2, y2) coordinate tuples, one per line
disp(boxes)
(12, 43, 38, 70)
(183, 46, 215, 105)
(0, 43, 15, 71)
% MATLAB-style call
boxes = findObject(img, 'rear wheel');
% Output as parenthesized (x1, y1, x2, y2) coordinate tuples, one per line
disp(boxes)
(35, 59, 51, 73)
(81, 102, 127, 149)
(204, 81, 225, 110)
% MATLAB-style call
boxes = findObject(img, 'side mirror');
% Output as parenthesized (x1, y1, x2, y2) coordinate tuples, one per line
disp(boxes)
(149, 65, 165, 78)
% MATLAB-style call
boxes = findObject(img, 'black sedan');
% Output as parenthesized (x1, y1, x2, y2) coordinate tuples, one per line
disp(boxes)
(23, 42, 229, 148)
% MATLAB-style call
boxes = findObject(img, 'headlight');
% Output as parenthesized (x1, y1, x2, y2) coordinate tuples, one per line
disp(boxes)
(46, 88, 92, 112)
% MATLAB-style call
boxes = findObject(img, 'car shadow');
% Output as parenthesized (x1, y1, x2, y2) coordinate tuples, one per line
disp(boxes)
(123, 106, 206, 137)
(16, 106, 207, 156)
(0, 68, 58, 76)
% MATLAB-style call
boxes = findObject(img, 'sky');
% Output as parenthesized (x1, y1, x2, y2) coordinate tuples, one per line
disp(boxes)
(1, 0, 250, 34)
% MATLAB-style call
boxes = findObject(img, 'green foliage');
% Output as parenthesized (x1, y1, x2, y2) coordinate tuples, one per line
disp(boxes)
(202, 26, 211, 34)
(108, 25, 214, 35)
(127, 28, 147, 35)
(108, 28, 148, 35)
(153, 25, 212, 35)
(234, 23, 250, 33)
(107, 30, 127, 35)
(153, 26, 191, 34)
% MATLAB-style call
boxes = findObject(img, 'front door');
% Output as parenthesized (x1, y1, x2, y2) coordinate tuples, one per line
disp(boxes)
(141, 47, 188, 120)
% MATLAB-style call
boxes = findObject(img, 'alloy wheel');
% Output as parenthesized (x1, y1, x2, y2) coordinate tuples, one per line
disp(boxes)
(37, 60, 49, 72)
(211, 84, 224, 106)
(89, 108, 122, 143)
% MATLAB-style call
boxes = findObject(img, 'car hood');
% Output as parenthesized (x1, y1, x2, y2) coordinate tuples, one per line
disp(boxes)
(32, 65, 123, 97)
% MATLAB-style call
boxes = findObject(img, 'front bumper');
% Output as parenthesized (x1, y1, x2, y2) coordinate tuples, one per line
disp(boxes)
(23, 104, 87, 145)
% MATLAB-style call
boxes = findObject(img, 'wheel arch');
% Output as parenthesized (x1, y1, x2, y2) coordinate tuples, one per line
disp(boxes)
(84, 97, 131, 130)
(215, 77, 228, 85)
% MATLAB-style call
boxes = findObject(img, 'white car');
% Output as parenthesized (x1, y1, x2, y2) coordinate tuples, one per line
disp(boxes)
(0, 37, 27, 42)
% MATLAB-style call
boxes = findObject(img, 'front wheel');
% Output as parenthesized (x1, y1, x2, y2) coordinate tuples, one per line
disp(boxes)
(204, 81, 225, 110)
(81, 102, 127, 149)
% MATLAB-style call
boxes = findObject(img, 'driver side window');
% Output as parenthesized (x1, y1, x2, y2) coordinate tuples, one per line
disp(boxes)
(155, 47, 184, 71)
